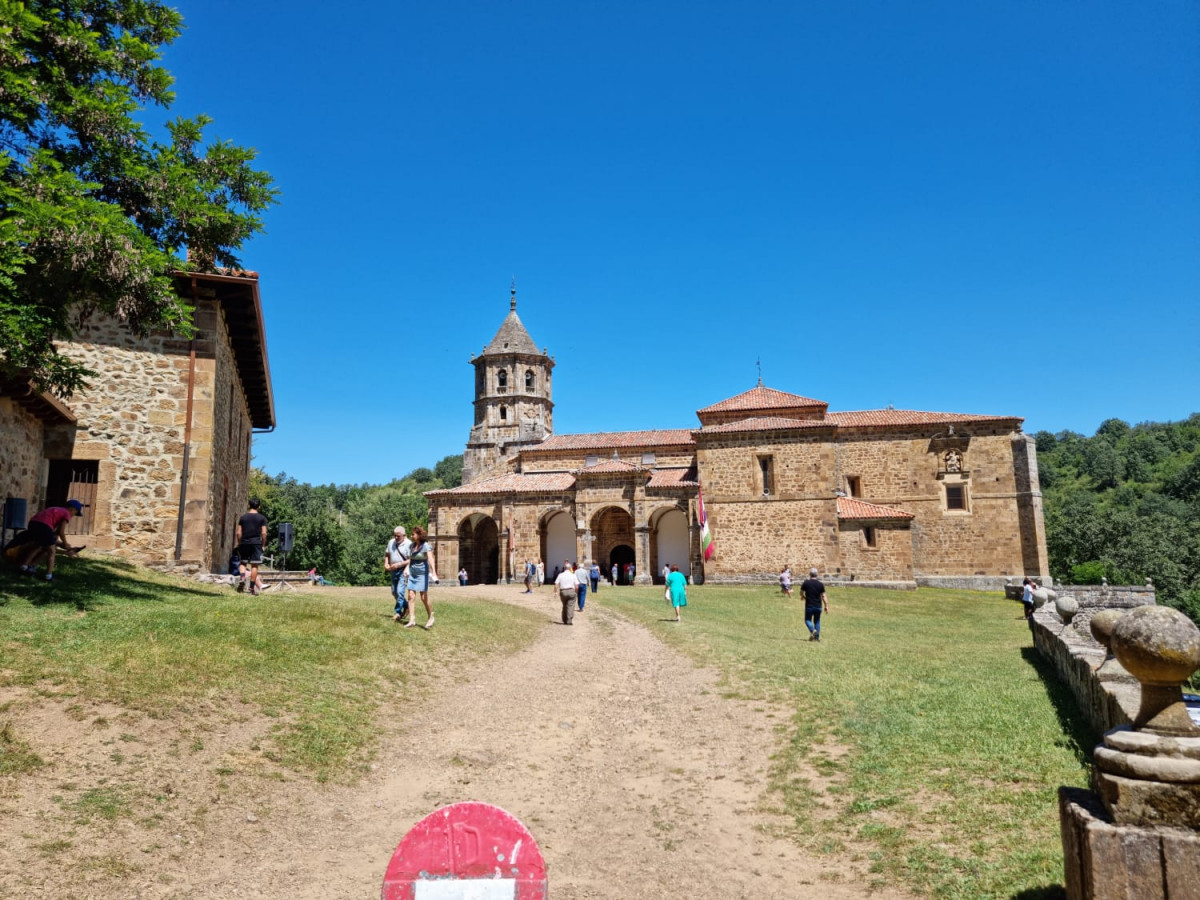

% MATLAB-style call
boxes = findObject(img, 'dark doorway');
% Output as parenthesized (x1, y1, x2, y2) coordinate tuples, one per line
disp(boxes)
(45, 459, 97, 535)
(609, 544, 635, 585)
(458, 515, 500, 584)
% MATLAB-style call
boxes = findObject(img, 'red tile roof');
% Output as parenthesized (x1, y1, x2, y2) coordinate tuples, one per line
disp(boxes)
(695, 416, 833, 435)
(647, 467, 699, 488)
(578, 459, 641, 474)
(426, 472, 575, 497)
(698, 385, 827, 415)
(524, 429, 696, 453)
(826, 410, 1022, 428)
(836, 496, 915, 521)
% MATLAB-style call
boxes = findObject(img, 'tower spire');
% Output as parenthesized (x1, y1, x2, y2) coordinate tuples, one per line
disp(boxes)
(757, 357, 762, 386)
(510, 276, 517, 311)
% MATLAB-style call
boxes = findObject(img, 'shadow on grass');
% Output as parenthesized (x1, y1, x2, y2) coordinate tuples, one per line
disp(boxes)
(1012, 886, 1066, 900)
(1020, 646, 1099, 766)
(0, 556, 217, 611)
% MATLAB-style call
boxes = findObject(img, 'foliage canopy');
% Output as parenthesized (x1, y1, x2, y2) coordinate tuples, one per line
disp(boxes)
(1037, 413, 1200, 622)
(0, 0, 277, 396)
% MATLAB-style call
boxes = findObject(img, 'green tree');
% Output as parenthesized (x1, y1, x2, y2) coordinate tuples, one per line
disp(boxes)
(0, 1, 276, 396)
(434, 454, 463, 489)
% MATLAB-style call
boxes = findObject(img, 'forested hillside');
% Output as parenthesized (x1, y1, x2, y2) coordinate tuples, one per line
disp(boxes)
(1036, 414, 1200, 621)
(246, 455, 462, 586)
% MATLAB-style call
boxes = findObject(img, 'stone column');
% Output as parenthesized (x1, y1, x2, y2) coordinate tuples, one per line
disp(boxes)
(1059, 605, 1200, 899)
(634, 524, 652, 584)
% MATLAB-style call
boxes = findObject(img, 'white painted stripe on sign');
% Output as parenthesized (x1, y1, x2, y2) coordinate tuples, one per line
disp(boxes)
(414, 879, 517, 900)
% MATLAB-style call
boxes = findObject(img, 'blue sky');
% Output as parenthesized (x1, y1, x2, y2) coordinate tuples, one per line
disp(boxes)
(156, 1, 1198, 486)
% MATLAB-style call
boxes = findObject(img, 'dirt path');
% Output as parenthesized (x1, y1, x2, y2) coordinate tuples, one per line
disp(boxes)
(2, 584, 912, 898)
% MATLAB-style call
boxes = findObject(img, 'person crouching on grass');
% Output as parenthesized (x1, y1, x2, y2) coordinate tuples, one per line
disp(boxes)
(16, 500, 84, 581)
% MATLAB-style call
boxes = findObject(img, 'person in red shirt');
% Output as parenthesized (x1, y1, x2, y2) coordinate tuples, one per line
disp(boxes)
(17, 500, 84, 581)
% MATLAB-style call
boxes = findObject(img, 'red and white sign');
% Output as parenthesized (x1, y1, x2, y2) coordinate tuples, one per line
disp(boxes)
(381, 802, 548, 900)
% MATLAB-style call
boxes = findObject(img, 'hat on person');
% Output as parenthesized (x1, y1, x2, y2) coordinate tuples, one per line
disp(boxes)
(809, 567, 818, 576)
(66, 499, 83, 514)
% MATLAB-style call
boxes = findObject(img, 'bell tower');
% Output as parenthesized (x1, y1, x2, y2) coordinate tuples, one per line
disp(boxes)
(462, 285, 554, 484)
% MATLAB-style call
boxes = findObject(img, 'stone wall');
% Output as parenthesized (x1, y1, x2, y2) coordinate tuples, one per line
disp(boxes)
(44, 298, 252, 572)
(837, 521, 914, 582)
(0, 399, 44, 522)
(206, 302, 253, 570)
(835, 428, 1045, 579)
(1029, 587, 1156, 736)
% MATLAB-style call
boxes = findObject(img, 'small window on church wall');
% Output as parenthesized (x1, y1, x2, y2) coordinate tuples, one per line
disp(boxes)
(585, 455, 598, 467)
(500, 406, 507, 421)
(525, 370, 535, 391)
(846, 475, 861, 498)
(642, 452, 655, 465)
(758, 455, 774, 496)
(945, 484, 968, 511)
(863, 526, 877, 548)
(497, 370, 507, 390)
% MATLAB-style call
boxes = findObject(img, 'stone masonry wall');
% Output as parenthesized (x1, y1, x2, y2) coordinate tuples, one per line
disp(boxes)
(836, 522, 914, 582)
(206, 302, 253, 571)
(0, 399, 44, 521)
(520, 449, 695, 473)
(45, 299, 243, 571)
(836, 428, 1038, 578)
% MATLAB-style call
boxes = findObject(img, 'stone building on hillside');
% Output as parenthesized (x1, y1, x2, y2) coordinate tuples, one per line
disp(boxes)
(0, 270, 273, 573)
(426, 294, 1050, 589)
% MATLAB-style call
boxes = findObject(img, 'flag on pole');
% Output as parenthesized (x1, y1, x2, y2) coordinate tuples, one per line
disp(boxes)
(698, 486, 714, 560)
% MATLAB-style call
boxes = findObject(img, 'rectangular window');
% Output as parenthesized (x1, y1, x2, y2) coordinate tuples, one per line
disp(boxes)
(758, 455, 774, 496)
(45, 459, 98, 534)
(946, 484, 968, 511)
(642, 452, 656, 465)
(863, 526, 877, 548)
(585, 455, 599, 467)
(846, 475, 862, 498)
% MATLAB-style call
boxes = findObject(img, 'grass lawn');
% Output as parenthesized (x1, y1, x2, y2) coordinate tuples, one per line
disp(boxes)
(0, 556, 542, 781)
(601, 583, 1094, 900)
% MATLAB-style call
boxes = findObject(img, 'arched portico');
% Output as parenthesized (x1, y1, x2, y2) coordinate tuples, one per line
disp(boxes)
(651, 505, 691, 581)
(591, 505, 638, 583)
(541, 509, 576, 575)
(457, 513, 500, 584)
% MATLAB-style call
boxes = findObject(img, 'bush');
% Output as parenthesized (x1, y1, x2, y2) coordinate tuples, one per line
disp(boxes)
(1070, 561, 1107, 584)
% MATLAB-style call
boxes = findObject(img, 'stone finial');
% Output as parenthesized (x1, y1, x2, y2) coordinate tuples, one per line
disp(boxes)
(1055, 595, 1079, 625)
(1109, 605, 1200, 736)
(1033, 587, 1052, 609)
(1089, 609, 1124, 651)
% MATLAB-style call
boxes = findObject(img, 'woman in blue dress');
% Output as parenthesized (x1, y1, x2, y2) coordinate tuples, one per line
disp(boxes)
(405, 525, 440, 630)
(666, 564, 688, 622)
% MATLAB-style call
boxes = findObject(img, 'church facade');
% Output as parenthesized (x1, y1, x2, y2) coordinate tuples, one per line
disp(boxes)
(426, 294, 1049, 588)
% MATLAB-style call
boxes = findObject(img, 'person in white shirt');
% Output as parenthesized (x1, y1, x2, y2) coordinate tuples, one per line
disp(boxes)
(385, 526, 412, 622)
(554, 562, 578, 625)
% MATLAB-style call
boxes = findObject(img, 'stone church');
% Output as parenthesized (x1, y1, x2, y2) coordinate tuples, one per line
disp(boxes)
(426, 292, 1049, 588)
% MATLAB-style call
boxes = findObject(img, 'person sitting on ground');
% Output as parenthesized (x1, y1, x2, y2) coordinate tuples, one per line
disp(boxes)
(15, 500, 84, 581)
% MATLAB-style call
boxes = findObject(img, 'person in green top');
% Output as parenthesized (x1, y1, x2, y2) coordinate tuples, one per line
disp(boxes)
(666, 564, 688, 622)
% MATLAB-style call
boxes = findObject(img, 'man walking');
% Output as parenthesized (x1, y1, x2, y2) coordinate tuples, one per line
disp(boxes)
(800, 566, 828, 641)
(236, 499, 268, 595)
(554, 561, 577, 625)
(523, 558, 534, 593)
(575, 559, 590, 611)
(385, 526, 412, 623)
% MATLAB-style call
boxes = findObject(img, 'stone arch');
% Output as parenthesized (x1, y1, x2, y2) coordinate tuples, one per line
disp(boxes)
(541, 509, 575, 577)
(650, 505, 691, 580)
(591, 505, 635, 583)
(457, 513, 499, 585)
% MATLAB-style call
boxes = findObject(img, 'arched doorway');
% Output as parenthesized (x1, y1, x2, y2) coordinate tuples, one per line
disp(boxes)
(541, 510, 575, 580)
(458, 514, 499, 584)
(592, 506, 635, 584)
(609, 544, 635, 585)
(653, 508, 690, 581)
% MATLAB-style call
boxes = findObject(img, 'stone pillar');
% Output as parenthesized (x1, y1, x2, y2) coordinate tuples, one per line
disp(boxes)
(634, 524, 652, 584)
(1059, 605, 1200, 899)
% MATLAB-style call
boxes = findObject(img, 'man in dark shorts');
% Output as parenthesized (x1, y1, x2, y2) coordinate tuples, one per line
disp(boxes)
(14, 500, 83, 581)
(801, 566, 829, 642)
(235, 499, 268, 595)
